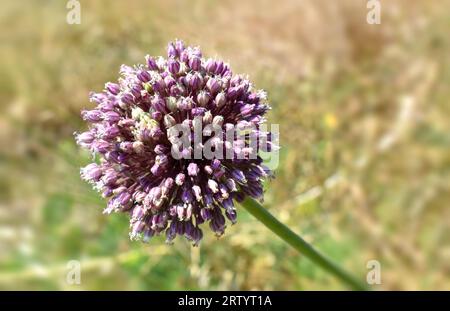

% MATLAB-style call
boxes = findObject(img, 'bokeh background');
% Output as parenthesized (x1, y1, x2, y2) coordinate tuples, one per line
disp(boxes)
(1, 0, 449, 290)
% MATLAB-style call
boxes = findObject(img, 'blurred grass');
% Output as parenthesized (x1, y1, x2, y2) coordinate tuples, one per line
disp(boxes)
(0, 0, 449, 290)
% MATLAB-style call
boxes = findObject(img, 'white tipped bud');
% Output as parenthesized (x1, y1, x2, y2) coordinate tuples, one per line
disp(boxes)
(167, 96, 178, 112)
(192, 185, 202, 201)
(215, 92, 226, 108)
(212, 115, 224, 128)
(131, 107, 144, 120)
(197, 91, 210, 107)
(175, 173, 185, 186)
(203, 111, 213, 124)
(164, 114, 176, 128)
(208, 179, 219, 193)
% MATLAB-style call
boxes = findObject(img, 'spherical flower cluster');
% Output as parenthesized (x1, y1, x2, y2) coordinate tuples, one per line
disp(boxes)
(76, 40, 276, 245)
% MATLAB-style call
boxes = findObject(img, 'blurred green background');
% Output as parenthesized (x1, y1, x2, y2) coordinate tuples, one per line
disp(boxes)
(1, 0, 449, 290)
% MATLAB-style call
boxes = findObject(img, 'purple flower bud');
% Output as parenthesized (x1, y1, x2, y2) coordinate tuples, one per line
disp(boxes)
(150, 111, 161, 121)
(176, 220, 185, 235)
(181, 188, 193, 203)
(206, 78, 221, 95)
(82, 110, 102, 122)
(137, 70, 151, 82)
(185, 204, 192, 220)
(240, 104, 254, 116)
(106, 82, 120, 95)
(200, 208, 211, 221)
(245, 184, 263, 199)
(154, 144, 167, 155)
(227, 86, 239, 100)
(102, 188, 113, 198)
(76, 131, 95, 145)
(103, 111, 121, 123)
(166, 221, 177, 242)
(118, 191, 132, 206)
(92, 140, 110, 153)
(225, 208, 237, 224)
(151, 96, 166, 113)
(219, 184, 229, 199)
(188, 73, 202, 91)
(209, 215, 225, 235)
(101, 125, 120, 139)
(121, 93, 134, 105)
(118, 118, 135, 127)
(190, 227, 203, 246)
(231, 169, 247, 183)
(205, 59, 217, 73)
(175, 40, 185, 54)
(189, 56, 201, 71)
(164, 75, 176, 89)
(167, 42, 178, 58)
(213, 168, 225, 179)
(178, 97, 194, 111)
(143, 228, 155, 243)
(152, 76, 166, 94)
(81, 163, 103, 182)
(180, 50, 189, 63)
(145, 55, 159, 70)
(151, 164, 162, 176)
(191, 107, 207, 116)
(211, 159, 221, 170)
(168, 59, 180, 75)
(215, 61, 224, 75)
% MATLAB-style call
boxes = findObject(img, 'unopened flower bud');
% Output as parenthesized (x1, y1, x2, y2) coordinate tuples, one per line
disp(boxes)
(189, 56, 201, 71)
(205, 59, 217, 73)
(137, 70, 151, 82)
(167, 42, 177, 58)
(105, 82, 120, 95)
(187, 163, 199, 176)
(168, 59, 180, 75)
(145, 55, 159, 70)
(164, 114, 176, 128)
(208, 179, 219, 193)
(197, 91, 210, 107)
(167, 96, 178, 112)
(207, 78, 221, 95)
(175, 173, 185, 186)
(214, 92, 226, 108)
(212, 115, 224, 128)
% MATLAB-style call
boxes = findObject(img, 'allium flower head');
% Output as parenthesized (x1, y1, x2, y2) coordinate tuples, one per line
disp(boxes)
(76, 40, 276, 245)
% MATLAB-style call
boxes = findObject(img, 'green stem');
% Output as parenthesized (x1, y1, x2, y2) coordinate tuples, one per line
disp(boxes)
(240, 197, 369, 290)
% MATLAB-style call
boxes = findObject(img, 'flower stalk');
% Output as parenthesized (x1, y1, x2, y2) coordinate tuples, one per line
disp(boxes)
(240, 197, 369, 290)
